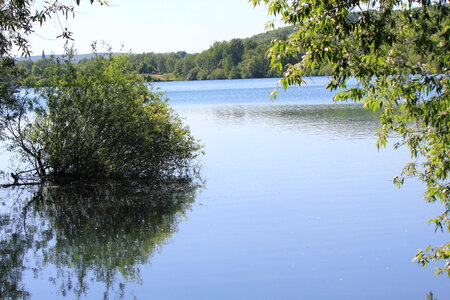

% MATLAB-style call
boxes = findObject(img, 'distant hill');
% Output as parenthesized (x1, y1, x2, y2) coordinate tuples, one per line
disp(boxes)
(244, 25, 297, 45)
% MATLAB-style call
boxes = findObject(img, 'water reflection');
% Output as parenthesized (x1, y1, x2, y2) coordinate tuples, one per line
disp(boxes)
(0, 181, 199, 299)
(211, 104, 381, 138)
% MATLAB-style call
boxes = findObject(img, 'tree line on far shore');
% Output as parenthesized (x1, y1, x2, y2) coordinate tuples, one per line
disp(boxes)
(16, 26, 335, 86)
(17, 21, 438, 86)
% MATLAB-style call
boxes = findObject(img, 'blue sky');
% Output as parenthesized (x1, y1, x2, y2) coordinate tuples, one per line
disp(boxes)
(28, 0, 274, 56)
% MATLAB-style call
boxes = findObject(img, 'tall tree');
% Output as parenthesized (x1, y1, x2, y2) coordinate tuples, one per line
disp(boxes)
(252, 0, 449, 276)
(228, 38, 245, 65)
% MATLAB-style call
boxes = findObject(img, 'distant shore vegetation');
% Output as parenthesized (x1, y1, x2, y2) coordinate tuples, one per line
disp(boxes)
(16, 26, 332, 85)
(17, 23, 438, 85)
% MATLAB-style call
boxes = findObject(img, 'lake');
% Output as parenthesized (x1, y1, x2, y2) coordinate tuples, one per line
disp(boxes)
(0, 77, 448, 299)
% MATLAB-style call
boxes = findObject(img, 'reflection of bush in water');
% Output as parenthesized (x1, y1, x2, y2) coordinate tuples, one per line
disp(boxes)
(29, 181, 198, 297)
(213, 104, 381, 136)
(0, 215, 31, 300)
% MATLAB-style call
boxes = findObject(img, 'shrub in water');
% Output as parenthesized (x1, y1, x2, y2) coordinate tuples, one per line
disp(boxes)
(23, 51, 201, 181)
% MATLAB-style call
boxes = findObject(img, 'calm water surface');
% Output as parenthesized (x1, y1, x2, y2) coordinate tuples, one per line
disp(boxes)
(1, 78, 448, 299)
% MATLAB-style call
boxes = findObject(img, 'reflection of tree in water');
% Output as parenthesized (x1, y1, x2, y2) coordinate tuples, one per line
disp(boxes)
(0, 214, 31, 299)
(0, 187, 39, 300)
(0, 181, 199, 299)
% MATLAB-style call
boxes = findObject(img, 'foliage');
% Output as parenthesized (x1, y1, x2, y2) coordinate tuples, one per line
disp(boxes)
(17, 26, 301, 84)
(3, 49, 202, 183)
(1, 0, 201, 184)
(0, 1, 109, 181)
(1, 0, 104, 90)
(0, 0, 95, 58)
(251, 0, 449, 275)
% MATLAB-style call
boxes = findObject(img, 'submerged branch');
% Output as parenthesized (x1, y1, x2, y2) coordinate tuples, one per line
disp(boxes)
(0, 181, 42, 188)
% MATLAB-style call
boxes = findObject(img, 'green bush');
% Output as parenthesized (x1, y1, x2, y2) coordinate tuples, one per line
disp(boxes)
(196, 69, 209, 80)
(28, 52, 201, 181)
(186, 67, 200, 81)
(207, 68, 226, 80)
